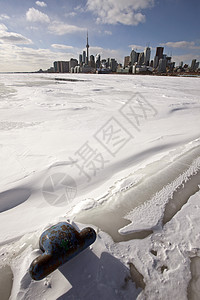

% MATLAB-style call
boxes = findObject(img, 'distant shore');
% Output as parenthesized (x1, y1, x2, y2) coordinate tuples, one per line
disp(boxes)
(0, 71, 200, 78)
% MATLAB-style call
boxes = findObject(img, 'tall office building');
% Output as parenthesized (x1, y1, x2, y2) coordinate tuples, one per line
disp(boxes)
(166, 56, 171, 67)
(191, 59, 196, 71)
(130, 49, 139, 66)
(79, 54, 83, 65)
(144, 47, 151, 65)
(195, 61, 199, 70)
(156, 47, 164, 61)
(83, 51, 86, 64)
(158, 58, 167, 73)
(138, 52, 144, 65)
(110, 59, 117, 72)
(95, 54, 101, 68)
(154, 46, 164, 69)
(124, 56, 130, 68)
(86, 31, 89, 65)
(153, 56, 159, 68)
(89, 55, 95, 68)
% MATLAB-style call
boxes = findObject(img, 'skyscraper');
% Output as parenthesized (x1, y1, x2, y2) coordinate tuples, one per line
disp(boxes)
(191, 59, 196, 71)
(110, 59, 117, 72)
(144, 47, 151, 65)
(95, 54, 101, 69)
(79, 54, 83, 65)
(130, 49, 139, 66)
(138, 52, 144, 65)
(153, 47, 164, 69)
(124, 56, 130, 68)
(158, 58, 167, 73)
(153, 56, 159, 68)
(83, 51, 86, 64)
(195, 61, 199, 70)
(86, 31, 89, 65)
(156, 47, 164, 61)
(89, 55, 95, 68)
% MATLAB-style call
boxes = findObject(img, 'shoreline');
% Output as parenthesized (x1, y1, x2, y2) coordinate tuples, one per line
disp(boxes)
(0, 72, 200, 78)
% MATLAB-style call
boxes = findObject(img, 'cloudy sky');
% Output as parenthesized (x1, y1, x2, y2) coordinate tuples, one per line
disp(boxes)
(0, 0, 199, 72)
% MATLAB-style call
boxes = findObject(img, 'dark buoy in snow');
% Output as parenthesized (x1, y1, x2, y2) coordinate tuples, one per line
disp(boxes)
(29, 222, 96, 281)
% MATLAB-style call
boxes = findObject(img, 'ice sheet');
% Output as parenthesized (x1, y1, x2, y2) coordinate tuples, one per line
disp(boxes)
(0, 74, 200, 299)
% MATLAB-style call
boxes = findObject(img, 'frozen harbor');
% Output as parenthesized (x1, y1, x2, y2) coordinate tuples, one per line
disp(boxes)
(0, 73, 200, 299)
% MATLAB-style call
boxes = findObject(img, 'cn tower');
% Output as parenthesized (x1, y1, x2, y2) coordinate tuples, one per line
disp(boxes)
(86, 31, 89, 65)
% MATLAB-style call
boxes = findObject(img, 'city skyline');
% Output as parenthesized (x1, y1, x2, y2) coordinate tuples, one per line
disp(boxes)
(0, 0, 200, 72)
(50, 38, 199, 75)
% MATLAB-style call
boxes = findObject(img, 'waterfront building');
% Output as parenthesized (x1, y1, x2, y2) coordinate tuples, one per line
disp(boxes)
(153, 47, 164, 69)
(95, 54, 101, 68)
(53, 61, 58, 72)
(156, 47, 164, 61)
(191, 59, 197, 71)
(144, 47, 151, 65)
(110, 59, 118, 72)
(153, 56, 159, 68)
(69, 58, 78, 70)
(195, 61, 199, 70)
(83, 51, 86, 64)
(130, 49, 139, 66)
(158, 58, 167, 73)
(79, 54, 83, 65)
(124, 56, 130, 68)
(89, 55, 95, 68)
(53, 61, 69, 73)
(138, 52, 144, 65)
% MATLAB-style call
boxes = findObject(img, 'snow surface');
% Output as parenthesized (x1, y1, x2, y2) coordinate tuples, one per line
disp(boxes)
(0, 73, 200, 299)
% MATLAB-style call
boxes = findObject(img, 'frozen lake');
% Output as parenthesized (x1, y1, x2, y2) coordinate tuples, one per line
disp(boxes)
(0, 73, 200, 299)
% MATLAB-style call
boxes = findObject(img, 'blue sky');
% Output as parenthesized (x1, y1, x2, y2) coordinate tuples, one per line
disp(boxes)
(0, 0, 199, 71)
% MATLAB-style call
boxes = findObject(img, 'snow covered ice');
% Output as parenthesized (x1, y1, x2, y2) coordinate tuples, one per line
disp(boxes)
(0, 73, 200, 300)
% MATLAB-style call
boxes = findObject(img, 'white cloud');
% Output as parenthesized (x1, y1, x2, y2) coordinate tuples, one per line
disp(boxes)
(49, 21, 86, 35)
(0, 23, 33, 45)
(0, 24, 8, 31)
(74, 5, 85, 13)
(35, 1, 47, 7)
(26, 8, 50, 23)
(161, 41, 200, 50)
(65, 12, 77, 17)
(104, 30, 112, 35)
(0, 43, 77, 72)
(0, 14, 10, 21)
(129, 44, 146, 51)
(69, 12, 77, 17)
(27, 26, 39, 31)
(86, 0, 154, 25)
(51, 44, 74, 50)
